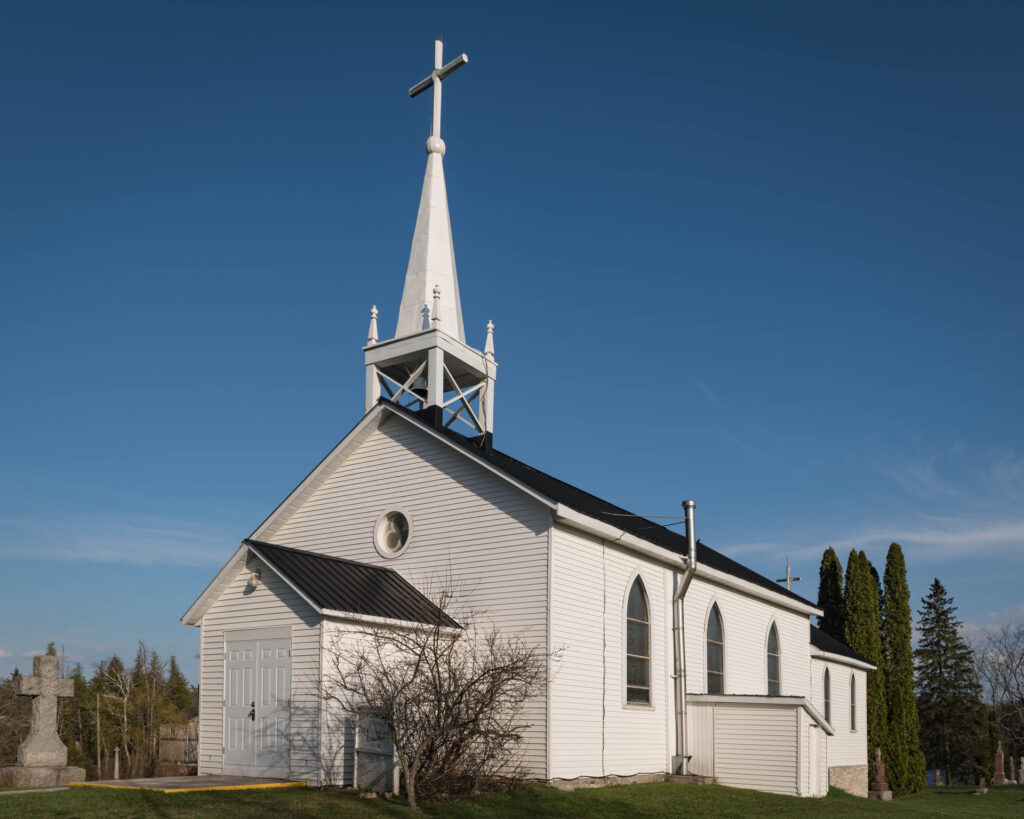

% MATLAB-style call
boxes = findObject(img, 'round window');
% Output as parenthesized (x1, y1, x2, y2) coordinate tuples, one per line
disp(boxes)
(375, 511, 411, 557)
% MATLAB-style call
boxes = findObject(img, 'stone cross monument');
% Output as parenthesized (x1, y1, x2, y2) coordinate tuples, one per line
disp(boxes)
(0, 654, 86, 787)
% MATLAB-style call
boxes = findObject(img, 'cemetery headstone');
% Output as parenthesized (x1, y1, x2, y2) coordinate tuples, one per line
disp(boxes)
(993, 741, 1007, 785)
(868, 747, 893, 801)
(974, 776, 988, 795)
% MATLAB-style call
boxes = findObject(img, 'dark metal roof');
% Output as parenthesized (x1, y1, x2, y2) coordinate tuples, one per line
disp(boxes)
(246, 539, 460, 628)
(809, 624, 872, 666)
(384, 401, 817, 609)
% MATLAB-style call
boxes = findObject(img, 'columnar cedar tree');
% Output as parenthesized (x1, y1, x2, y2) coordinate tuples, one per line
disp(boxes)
(845, 549, 888, 760)
(817, 547, 845, 639)
(881, 543, 926, 794)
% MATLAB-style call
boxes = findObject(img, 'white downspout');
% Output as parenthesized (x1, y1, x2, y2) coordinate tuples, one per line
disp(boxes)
(672, 499, 697, 774)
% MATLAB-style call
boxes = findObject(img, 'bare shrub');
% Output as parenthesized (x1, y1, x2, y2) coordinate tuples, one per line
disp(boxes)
(321, 589, 547, 810)
(976, 624, 1024, 754)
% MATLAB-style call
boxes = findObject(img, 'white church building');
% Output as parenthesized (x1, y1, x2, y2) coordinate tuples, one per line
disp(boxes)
(183, 41, 872, 798)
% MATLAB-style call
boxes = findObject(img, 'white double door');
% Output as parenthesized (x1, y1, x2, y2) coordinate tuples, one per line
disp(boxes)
(224, 637, 291, 776)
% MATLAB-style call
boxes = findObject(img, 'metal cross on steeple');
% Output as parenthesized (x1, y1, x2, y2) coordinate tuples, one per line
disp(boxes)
(409, 40, 468, 148)
(776, 558, 802, 591)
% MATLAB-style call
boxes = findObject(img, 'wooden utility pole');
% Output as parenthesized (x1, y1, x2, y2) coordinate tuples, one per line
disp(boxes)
(96, 693, 101, 773)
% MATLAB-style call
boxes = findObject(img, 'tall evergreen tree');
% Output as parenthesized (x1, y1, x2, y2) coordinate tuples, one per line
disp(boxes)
(167, 657, 193, 715)
(915, 578, 988, 784)
(845, 549, 888, 759)
(881, 543, 925, 794)
(816, 547, 845, 639)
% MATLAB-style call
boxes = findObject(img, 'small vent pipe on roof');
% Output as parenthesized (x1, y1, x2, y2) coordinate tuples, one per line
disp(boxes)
(683, 499, 696, 567)
(672, 499, 697, 773)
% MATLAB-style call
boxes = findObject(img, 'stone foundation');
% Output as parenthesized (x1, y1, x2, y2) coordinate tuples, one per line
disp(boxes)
(0, 766, 85, 788)
(829, 764, 868, 798)
(549, 772, 676, 791)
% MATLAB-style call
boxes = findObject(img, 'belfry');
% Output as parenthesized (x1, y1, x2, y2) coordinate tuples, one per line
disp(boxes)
(363, 40, 496, 443)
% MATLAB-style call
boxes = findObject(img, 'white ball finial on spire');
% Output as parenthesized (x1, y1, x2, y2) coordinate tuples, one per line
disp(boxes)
(484, 320, 495, 360)
(367, 305, 379, 345)
(432, 285, 442, 327)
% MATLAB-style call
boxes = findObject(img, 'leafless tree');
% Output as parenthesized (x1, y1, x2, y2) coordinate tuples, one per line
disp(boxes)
(975, 624, 1024, 751)
(98, 658, 134, 774)
(321, 589, 548, 810)
(0, 672, 31, 765)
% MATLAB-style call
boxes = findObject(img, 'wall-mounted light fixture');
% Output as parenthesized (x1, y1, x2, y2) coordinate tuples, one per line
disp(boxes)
(248, 569, 262, 590)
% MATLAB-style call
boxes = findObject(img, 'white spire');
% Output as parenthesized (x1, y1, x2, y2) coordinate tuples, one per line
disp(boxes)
(395, 40, 468, 342)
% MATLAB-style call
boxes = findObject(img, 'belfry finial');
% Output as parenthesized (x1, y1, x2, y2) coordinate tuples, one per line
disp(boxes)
(367, 305, 379, 345)
(432, 285, 442, 327)
(485, 320, 495, 360)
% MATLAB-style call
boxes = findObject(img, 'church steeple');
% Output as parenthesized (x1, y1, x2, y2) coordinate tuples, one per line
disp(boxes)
(364, 41, 496, 442)
(395, 42, 466, 340)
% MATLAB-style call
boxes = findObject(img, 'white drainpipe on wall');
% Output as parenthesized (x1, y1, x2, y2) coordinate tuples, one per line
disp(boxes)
(672, 499, 697, 775)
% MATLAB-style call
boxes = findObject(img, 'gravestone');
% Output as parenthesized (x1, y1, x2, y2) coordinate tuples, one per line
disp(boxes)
(993, 741, 1007, 785)
(0, 654, 85, 787)
(868, 747, 893, 801)
(974, 776, 988, 795)
(1010, 754, 1016, 785)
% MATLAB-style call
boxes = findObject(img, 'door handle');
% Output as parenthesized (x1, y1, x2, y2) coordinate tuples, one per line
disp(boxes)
(248, 701, 255, 721)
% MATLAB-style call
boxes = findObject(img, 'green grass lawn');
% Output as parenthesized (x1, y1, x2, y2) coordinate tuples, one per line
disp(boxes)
(0, 782, 1020, 817)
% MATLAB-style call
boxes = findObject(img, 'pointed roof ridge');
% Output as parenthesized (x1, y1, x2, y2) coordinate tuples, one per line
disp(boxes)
(395, 150, 465, 341)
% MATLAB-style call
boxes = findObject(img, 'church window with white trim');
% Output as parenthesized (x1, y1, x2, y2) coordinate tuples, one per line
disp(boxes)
(625, 578, 650, 704)
(767, 623, 781, 696)
(707, 604, 724, 694)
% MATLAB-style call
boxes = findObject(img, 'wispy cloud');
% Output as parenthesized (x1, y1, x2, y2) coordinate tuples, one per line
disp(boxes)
(728, 516, 1024, 564)
(697, 380, 766, 459)
(0, 514, 236, 567)
(0, 649, 10, 658)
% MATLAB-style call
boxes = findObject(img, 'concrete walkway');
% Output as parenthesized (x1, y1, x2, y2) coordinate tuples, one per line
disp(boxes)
(71, 775, 306, 793)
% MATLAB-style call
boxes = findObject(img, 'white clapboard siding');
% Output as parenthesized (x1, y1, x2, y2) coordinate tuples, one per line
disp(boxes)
(714, 705, 799, 795)
(811, 658, 867, 767)
(318, 623, 374, 787)
(817, 719, 828, 795)
(258, 415, 552, 775)
(686, 701, 715, 777)
(198, 554, 321, 782)
(549, 525, 669, 779)
(684, 577, 812, 698)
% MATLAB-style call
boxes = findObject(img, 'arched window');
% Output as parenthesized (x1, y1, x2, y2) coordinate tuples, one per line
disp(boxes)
(706, 604, 724, 694)
(625, 578, 650, 704)
(850, 675, 856, 731)
(766, 623, 781, 696)
(823, 668, 831, 724)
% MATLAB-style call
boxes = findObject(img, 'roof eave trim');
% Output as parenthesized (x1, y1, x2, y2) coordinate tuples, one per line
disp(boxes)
(181, 544, 249, 626)
(811, 648, 876, 672)
(251, 405, 389, 542)
(695, 563, 823, 617)
(322, 609, 461, 632)
(554, 504, 689, 569)
(383, 405, 557, 510)
(687, 693, 835, 736)
(246, 542, 325, 616)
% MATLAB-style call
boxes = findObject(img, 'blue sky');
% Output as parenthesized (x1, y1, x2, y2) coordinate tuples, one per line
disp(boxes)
(2, 1, 1022, 682)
